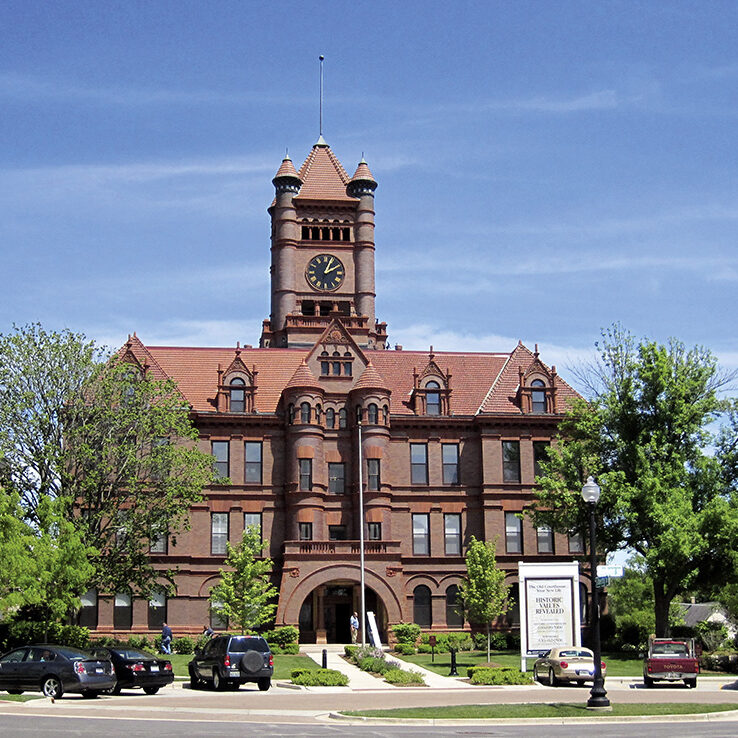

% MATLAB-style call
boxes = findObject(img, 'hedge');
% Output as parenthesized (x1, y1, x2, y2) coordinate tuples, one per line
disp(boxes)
(384, 667, 426, 685)
(291, 668, 348, 687)
(263, 625, 299, 647)
(394, 643, 416, 655)
(270, 642, 299, 655)
(358, 656, 391, 674)
(469, 666, 531, 685)
(392, 623, 421, 645)
(0, 621, 90, 652)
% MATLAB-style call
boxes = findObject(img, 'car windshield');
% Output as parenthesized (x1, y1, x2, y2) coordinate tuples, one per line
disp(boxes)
(112, 649, 156, 660)
(559, 650, 592, 658)
(229, 637, 268, 653)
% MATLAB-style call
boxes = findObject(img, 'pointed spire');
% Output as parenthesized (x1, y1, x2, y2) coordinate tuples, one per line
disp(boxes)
(314, 134, 329, 148)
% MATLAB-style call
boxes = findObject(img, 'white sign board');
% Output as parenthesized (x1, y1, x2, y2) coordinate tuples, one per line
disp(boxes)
(597, 564, 624, 578)
(518, 562, 581, 671)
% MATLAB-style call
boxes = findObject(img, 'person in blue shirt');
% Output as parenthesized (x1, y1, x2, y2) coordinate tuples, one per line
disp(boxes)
(161, 622, 173, 654)
(350, 612, 359, 644)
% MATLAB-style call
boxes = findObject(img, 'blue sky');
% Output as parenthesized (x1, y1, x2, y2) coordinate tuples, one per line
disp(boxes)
(1, 0, 737, 382)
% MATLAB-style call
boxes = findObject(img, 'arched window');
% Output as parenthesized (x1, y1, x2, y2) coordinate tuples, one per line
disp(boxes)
(315, 404, 322, 423)
(367, 403, 378, 424)
(413, 585, 432, 628)
(326, 408, 335, 429)
(445, 585, 463, 628)
(300, 402, 311, 424)
(229, 377, 245, 412)
(531, 379, 546, 413)
(426, 381, 441, 415)
(339, 408, 347, 428)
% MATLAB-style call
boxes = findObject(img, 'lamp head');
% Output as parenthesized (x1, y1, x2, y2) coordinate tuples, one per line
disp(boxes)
(581, 476, 601, 504)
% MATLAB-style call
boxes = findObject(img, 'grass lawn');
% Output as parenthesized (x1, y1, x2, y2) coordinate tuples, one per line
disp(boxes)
(167, 652, 317, 680)
(343, 702, 738, 719)
(396, 650, 733, 678)
(0, 694, 44, 702)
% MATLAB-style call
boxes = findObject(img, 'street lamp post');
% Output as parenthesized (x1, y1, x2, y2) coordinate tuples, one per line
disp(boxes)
(357, 420, 366, 646)
(581, 476, 610, 710)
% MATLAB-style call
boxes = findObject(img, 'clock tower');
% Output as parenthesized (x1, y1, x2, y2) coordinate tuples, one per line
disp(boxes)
(260, 137, 387, 350)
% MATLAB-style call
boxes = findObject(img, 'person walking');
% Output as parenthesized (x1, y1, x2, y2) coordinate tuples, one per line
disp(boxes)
(350, 612, 359, 644)
(202, 624, 214, 639)
(161, 622, 173, 654)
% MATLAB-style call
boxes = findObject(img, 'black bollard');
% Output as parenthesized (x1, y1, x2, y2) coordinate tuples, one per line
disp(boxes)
(322, 648, 328, 669)
(449, 649, 459, 677)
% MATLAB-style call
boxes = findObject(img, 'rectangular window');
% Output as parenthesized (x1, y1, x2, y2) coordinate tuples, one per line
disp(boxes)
(299, 458, 312, 491)
(367, 522, 382, 540)
(113, 592, 133, 630)
(502, 441, 521, 483)
(328, 525, 347, 540)
(444, 513, 462, 555)
(442, 443, 460, 484)
(210, 600, 228, 631)
(148, 592, 167, 629)
(244, 441, 262, 484)
(243, 513, 262, 540)
(149, 529, 168, 554)
(211, 512, 229, 555)
(212, 440, 229, 480)
(299, 522, 313, 541)
(537, 525, 554, 554)
(328, 462, 346, 495)
(78, 589, 98, 629)
(568, 532, 584, 554)
(367, 458, 380, 491)
(410, 443, 428, 485)
(412, 513, 430, 555)
(533, 441, 550, 479)
(505, 512, 522, 554)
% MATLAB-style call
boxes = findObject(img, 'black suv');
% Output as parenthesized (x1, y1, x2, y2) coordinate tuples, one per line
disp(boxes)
(188, 635, 273, 691)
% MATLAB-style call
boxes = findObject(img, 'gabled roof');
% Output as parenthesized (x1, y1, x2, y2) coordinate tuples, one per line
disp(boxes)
(295, 141, 355, 202)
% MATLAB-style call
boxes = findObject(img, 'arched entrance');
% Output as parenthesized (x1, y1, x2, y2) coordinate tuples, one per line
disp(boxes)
(297, 581, 388, 644)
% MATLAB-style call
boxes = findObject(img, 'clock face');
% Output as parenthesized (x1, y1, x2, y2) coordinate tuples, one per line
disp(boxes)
(306, 254, 345, 292)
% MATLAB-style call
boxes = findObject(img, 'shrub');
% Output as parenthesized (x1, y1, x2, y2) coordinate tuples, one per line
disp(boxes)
(359, 656, 391, 674)
(671, 624, 697, 640)
(90, 636, 120, 648)
(417, 644, 432, 654)
(279, 642, 299, 654)
(696, 621, 729, 652)
(466, 663, 502, 677)
(347, 645, 383, 665)
(505, 632, 521, 650)
(172, 636, 195, 654)
(392, 623, 421, 645)
(264, 625, 299, 647)
(394, 643, 416, 655)
(344, 645, 359, 660)
(472, 632, 487, 650)
(195, 633, 212, 651)
(383, 668, 425, 685)
(0, 621, 90, 651)
(291, 669, 348, 687)
(469, 666, 531, 685)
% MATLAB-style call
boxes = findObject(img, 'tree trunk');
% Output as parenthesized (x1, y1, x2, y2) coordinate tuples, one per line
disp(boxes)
(653, 578, 672, 637)
(486, 622, 491, 663)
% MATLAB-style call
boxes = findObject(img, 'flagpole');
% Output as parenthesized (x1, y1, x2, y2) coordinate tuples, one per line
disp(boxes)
(358, 419, 366, 646)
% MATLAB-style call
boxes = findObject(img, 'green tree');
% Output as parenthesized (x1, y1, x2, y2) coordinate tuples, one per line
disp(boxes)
(459, 536, 510, 662)
(0, 323, 215, 599)
(209, 528, 278, 635)
(532, 325, 738, 637)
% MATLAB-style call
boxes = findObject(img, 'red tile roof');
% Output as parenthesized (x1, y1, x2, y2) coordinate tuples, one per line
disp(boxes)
(273, 155, 301, 182)
(350, 159, 376, 186)
(295, 142, 355, 202)
(129, 341, 579, 417)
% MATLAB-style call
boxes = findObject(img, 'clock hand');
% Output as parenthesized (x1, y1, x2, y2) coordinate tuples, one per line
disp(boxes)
(324, 262, 340, 273)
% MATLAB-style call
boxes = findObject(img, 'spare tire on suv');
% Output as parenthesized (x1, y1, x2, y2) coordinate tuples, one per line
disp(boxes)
(188, 635, 274, 692)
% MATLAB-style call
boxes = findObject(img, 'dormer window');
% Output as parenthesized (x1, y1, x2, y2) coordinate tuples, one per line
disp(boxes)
(531, 379, 546, 413)
(425, 381, 441, 415)
(319, 348, 353, 376)
(230, 377, 245, 412)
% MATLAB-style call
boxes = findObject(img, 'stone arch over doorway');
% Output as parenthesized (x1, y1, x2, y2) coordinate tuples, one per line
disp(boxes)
(281, 564, 403, 644)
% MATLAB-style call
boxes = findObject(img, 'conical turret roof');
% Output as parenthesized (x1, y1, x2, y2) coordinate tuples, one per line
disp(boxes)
(295, 141, 355, 202)
(350, 158, 377, 186)
(285, 359, 323, 391)
(352, 360, 390, 392)
(273, 154, 302, 183)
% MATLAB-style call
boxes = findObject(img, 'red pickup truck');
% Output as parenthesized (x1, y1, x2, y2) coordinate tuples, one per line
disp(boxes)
(643, 637, 699, 688)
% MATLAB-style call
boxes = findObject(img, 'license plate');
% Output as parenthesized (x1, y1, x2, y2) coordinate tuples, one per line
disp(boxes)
(95, 668, 103, 673)
(665, 672, 679, 679)
(576, 669, 593, 676)
(230, 670, 240, 676)
(150, 665, 158, 672)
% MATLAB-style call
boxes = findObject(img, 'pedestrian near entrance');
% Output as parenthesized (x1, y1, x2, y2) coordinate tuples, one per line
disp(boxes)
(350, 612, 359, 644)
(161, 622, 173, 654)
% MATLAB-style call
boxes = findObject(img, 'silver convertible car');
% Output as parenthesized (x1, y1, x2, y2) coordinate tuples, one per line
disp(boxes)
(533, 647, 607, 686)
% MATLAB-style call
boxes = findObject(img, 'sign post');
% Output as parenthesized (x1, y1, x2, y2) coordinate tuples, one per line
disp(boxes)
(518, 562, 581, 672)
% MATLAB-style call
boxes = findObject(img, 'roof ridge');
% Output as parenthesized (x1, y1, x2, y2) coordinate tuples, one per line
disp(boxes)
(475, 351, 511, 415)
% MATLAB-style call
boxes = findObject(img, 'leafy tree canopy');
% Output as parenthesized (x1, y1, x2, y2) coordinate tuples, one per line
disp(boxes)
(531, 325, 738, 636)
(0, 323, 215, 600)
(459, 535, 509, 661)
(209, 527, 278, 635)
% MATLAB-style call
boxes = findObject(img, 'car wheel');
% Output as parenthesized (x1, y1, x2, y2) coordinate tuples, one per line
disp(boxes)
(188, 665, 201, 690)
(143, 686, 160, 695)
(212, 668, 226, 691)
(643, 674, 654, 688)
(81, 690, 99, 699)
(684, 678, 697, 689)
(548, 667, 559, 687)
(41, 676, 63, 699)
(577, 680, 586, 687)
(257, 677, 271, 692)
(111, 682, 122, 695)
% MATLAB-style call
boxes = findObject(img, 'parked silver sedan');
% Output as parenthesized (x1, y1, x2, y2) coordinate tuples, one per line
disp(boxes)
(533, 647, 607, 686)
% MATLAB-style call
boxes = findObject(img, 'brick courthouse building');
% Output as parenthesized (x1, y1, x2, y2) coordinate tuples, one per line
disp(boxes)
(88, 137, 584, 643)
